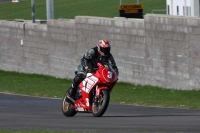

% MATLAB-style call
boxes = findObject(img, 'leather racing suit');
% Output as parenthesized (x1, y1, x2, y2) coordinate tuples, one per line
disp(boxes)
(69, 46, 119, 97)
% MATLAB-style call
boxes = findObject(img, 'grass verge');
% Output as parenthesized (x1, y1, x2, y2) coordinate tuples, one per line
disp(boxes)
(0, 69, 200, 109)
(0, 0, 166, 20)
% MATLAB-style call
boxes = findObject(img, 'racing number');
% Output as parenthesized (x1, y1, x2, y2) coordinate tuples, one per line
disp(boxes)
(86, 98, 89, 106)
(108, 71, 112, 78)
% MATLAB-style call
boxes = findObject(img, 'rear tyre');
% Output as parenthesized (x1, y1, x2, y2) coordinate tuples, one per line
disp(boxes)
(62, 91, 77, 117)
(92, 89, 110, 117)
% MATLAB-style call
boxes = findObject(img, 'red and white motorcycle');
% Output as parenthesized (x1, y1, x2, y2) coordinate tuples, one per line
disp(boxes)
(62, 62, 118, 117)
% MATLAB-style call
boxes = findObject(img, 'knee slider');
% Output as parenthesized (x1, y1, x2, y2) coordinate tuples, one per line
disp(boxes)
(73, 76, 81, 85)
(73, 74, 85, 85)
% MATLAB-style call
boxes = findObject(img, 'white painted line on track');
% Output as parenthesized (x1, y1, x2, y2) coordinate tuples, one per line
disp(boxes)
(0, 92, 62, 100)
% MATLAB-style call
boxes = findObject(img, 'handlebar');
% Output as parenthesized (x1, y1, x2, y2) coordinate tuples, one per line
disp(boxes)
(85, 62, 113, 73)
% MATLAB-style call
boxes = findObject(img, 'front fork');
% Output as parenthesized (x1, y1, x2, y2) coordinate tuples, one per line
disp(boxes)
(93, 85, 108, 105)
(93, 85, 99, 106)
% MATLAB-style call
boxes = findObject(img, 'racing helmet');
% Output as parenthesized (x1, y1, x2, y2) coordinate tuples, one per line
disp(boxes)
(97, 40, 111, 56)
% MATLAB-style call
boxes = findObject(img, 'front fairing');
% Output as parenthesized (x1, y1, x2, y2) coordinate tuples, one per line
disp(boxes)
(94, 64, 118, 84)
(76, 73, 98, 110)
(75, 63, 118, 111)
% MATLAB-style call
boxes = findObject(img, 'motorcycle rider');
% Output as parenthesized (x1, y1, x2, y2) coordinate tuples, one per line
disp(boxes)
(67, 39, 119, 100)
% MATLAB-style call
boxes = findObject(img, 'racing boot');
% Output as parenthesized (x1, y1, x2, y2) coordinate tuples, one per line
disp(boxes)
(66, 84, 77, 105)
(66, 75, 83, 104)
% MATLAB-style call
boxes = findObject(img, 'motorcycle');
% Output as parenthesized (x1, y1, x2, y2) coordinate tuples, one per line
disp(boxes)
(62, 62, 118, 117)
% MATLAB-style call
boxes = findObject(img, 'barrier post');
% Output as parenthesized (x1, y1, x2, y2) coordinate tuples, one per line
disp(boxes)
(12, 0, 20, 2)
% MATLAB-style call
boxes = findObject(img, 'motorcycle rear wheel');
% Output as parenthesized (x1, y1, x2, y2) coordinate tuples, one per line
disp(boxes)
(92, 89, 110, 117)
(62, 91, 77, 117)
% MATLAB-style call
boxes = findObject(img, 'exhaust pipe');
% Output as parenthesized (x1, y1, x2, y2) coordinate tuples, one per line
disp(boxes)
(66, 96, 75, 105)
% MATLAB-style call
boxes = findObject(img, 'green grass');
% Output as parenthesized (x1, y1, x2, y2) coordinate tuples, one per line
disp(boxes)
(0, 0, 166, 20)
(112, 83, 200, 109)
(0, 70, 70, 98)
(0, 69, 200, 109)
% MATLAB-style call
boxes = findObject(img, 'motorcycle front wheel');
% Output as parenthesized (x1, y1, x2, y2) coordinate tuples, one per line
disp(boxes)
(92, 89, 110, 117)
(62, 91, 77, 117)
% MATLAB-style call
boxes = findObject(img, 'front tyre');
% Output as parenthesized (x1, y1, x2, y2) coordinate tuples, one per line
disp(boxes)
(62, 91, 77, 117)
(92, 89, 110, 117)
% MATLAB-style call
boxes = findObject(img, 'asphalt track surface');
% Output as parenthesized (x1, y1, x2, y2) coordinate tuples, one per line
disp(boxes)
(0, 93, 200, 133)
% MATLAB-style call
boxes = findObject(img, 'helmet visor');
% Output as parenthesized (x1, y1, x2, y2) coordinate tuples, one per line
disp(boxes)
(100, 47, 110, 56)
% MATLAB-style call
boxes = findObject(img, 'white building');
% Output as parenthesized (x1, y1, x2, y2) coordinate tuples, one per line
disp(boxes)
(166, 0, 200, 16)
